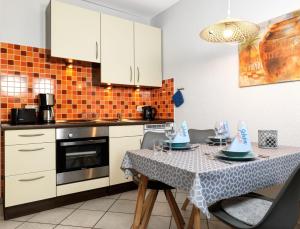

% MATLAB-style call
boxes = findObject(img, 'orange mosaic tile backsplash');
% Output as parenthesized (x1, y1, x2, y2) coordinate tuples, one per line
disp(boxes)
(0, 42, 174, 122)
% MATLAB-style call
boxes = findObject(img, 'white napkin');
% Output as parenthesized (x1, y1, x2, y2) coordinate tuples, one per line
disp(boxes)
(173, 121, 190, 143)
(225, 121, 252, 152)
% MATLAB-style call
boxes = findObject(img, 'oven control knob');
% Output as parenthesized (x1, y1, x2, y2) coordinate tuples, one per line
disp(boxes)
(68, 133, 73, 138)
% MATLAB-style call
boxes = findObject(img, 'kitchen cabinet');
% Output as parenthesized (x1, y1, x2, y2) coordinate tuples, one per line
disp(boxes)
(4, 129, 56, 207)
(101, 14, 162, 87)
(134, 23, 162, 87)
(109, 125, 143, 185)
(50, 0, 100, 63)
(101, 14, 135, 85)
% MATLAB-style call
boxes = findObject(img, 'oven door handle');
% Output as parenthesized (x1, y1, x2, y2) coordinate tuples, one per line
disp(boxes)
(66, 151, 97, 157)
(60, 139, 107, 147)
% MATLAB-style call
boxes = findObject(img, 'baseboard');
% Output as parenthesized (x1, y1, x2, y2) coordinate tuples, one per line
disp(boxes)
(4, 181, 137, 220)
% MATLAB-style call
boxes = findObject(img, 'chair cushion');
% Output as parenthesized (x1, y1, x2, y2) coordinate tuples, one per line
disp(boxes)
(221, 197, 272, 226)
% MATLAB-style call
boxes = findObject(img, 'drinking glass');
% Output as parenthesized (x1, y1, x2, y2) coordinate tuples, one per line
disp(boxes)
(165, 123, 177, 154)
(153, 140, 163, 155)
(214, 121, 226, 146)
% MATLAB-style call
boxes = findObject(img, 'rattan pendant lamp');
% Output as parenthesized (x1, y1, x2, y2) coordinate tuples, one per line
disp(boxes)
(199, 0, 259, 43)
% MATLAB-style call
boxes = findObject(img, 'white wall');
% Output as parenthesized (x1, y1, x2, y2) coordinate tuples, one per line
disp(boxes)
(152, 0, 300, 146)
(0, 0, 149, 48)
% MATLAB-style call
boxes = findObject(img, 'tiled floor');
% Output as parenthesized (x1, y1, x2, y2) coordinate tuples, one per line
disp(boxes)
(0, 189, 231, 229)
(1, 188, 300, 229)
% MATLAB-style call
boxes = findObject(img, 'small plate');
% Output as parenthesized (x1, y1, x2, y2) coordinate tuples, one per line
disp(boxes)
(221, 150, 250, 157)
(217, 151, 257, 161)
(164, 143, 192, 150)
(163, 140, 189, 148)
(208, 136, 227, 142)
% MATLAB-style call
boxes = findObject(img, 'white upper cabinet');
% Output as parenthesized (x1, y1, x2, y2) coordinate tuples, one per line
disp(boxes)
(50, 0, 100, 63)
(101, 14, 135, 85)
(134, 23, 162, 87)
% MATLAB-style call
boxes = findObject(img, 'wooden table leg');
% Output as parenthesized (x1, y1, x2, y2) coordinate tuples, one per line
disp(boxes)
(187, 205, 195, 229)
(193, 205, 201, 229)
(165, 190, 185, 229)
(187, 205, 201, 229)
(181, 198, 190, 210)
(140, 190, 158, 228)
(132, 175, 148, 229)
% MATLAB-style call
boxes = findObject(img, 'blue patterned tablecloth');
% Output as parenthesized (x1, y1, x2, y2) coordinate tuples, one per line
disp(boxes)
(121, 144, 300, 217)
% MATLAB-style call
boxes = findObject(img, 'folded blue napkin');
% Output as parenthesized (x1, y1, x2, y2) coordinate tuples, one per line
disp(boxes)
(173, 121, 190, 143)
(172, 90, 184, 107)
(225, 121, 252, 152)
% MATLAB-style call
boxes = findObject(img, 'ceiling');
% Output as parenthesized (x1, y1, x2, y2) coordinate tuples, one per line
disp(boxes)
(82, 0, 180, 19)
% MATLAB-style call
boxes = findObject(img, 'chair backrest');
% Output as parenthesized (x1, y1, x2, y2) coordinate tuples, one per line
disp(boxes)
(141, 131, 167, 150)
(255, 163, 300, 229)
(188, 129, 215, 144)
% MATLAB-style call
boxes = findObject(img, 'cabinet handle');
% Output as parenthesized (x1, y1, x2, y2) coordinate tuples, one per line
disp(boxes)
(18, 134, 44, 137)
(19, 176, 45, 182)
(137, 66, 140, 83)
(130, 66, 133, 82)
(18, 147, 45, 152)
(96, 41, 99, 60)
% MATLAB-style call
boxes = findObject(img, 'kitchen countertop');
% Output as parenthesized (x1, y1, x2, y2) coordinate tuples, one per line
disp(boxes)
(0, 119, 174, 130)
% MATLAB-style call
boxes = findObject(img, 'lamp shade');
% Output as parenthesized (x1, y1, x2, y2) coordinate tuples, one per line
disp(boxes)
(200, 18, 260, 43)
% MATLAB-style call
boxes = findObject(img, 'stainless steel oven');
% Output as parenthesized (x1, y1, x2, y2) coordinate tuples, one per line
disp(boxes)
(56, 127, 109, 185)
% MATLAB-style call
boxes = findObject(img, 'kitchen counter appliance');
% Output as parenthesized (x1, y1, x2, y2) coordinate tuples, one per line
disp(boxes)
(56, 126, 109, 185)
(10, 108, 37, 125)
(38, 93, 55, 123)
(142, 106, 157, 121)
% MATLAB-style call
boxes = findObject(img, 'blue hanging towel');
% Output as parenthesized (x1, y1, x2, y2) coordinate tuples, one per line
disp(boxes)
(172, 90, 184, 107)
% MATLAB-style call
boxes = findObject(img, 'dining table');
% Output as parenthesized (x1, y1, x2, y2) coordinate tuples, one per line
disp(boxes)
(121, 143, 300, 229)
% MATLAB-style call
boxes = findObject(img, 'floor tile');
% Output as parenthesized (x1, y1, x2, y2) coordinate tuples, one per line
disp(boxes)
(55, 226, 91, 229)
(175, 192, 187, 204)
(17, 222, 55, 229)
(11, 214, 36, 222)
(61, 202, 84, 209)
(60, 209, 104, 228)
(170, 217, 208, 229)
(156, 191, 167, 203)
(176, 189, 188, 194)
(152, 202, 172, 217)
(148, 216, 171, 229)
(119, 190, 139, 201)
(28, 208, 73, 224)
(208, 220, 234, 229)
(109, 200, 136, 214)
(180, 203, 207, 220)
(0, 220, 22, 229)
(79, 198, 115, 211)
(94, 212, 134, 229)
(103, 193, 121, 199)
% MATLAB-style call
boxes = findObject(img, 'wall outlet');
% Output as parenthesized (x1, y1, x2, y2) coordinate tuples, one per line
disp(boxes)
(137, 106, 143, 113)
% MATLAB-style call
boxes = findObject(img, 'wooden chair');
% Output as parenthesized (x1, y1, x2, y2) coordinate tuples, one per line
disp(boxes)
(132, 131, 185, 229)
(181, 129, 215, 211)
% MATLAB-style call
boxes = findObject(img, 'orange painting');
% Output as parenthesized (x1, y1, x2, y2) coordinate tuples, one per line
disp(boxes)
(239, 10, 300, 87)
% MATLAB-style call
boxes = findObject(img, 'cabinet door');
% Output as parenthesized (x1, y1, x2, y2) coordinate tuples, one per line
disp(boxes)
(101, 14, 134, 85)
(51, 0, 100, 63)
(109, 136, 142, 185)
(134, 23, 162, 87)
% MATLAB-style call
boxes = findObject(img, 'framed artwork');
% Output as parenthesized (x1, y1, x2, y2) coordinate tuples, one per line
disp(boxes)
(239, 10, 300, 87)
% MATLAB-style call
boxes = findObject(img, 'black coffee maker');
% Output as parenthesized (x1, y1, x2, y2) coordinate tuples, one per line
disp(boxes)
(38, 93, 55, 123)
(142, 106, 157, 121)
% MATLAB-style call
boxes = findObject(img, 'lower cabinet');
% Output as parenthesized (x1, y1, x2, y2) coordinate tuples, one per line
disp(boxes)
(109, 125, 143, 186)
(5, 170, 56, 207)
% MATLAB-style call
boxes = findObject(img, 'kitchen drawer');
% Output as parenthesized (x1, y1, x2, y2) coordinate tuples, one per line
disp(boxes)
(5, 170, 56, 207)
(5, 129, 55, 145)
(57, 177, 109, 196)
(5, 143, 55, 176)
(109, 125, 143, 137)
